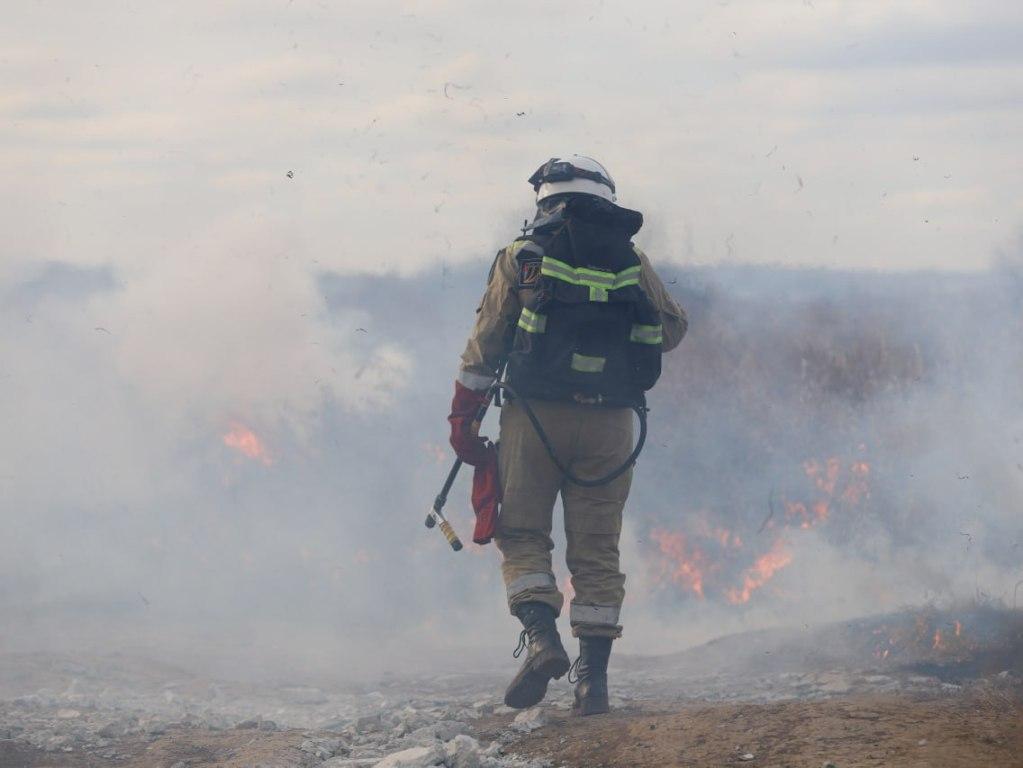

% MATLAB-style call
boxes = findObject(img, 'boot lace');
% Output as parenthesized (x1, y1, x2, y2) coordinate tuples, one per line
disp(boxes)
(512, 629, 528, 659)
(567, 655, 581, 684)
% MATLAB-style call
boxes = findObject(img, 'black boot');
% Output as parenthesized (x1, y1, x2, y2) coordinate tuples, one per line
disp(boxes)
(503, 602, 571, 709)
(571, 636, 612, 716)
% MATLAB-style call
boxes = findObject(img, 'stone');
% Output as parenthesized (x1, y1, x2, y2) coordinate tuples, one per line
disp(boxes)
(445, 735, 482, 768)
(302, 736, 348, 758)
(407, 720, 471, 744)
(511, 707, 547, 733)
(372, 744, 445, 768)
(358, 713, 385, 731)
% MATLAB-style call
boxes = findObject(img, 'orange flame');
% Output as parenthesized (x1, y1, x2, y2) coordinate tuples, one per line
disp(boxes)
(651, 529, 707, 598)
(726, 540, 793, 604)
(932, 629, 943, 650)
(223, 423, 272, 466)
(652, 453, 869, 605)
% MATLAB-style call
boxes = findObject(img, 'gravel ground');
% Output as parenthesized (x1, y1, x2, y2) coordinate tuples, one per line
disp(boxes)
(1, 608, 1020, 767)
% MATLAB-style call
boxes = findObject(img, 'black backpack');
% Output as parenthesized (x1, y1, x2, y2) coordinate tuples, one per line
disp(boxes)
(506, 196, 662, 408)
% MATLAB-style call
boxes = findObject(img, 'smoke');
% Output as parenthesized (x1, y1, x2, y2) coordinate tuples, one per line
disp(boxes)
(3, 224, 1022, 677)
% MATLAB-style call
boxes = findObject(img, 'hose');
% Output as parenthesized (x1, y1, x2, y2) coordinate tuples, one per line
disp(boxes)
(493, 381, 647, 488)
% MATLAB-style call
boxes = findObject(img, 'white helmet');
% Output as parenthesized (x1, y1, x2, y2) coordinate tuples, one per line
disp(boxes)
(528, 155, 616, 203)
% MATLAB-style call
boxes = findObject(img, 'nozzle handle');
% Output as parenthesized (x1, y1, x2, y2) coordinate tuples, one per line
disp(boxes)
(439, 519, 463, 551)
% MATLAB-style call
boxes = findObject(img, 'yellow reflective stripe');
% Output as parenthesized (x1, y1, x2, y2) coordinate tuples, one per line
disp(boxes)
(616, 265, 642, 282)
(574, 266, 616, 287)
(517, 308, 547, 333)
(540, 257, 640, 290)
(630, 324, 663, 344)
(570, 353, 606, 373)
(540, 257, 594, 285)
(589, 286, 608, 302)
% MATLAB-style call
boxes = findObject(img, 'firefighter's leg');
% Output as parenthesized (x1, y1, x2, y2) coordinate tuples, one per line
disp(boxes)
(562, 406, 633, 639)
(495, 398, 574, 708)
(494, 398, 574, 616)
(562, 406, 632, 715)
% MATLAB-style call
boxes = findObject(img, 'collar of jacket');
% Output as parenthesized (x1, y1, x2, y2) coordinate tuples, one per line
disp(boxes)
(524, 194, 643, 238)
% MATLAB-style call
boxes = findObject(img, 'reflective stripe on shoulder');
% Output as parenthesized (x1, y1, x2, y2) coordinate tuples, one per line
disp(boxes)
(569, 602, 621, 626)
(517, 307, 547, 334)
(540, 256, 641, 291)
(630, 323, 663, 345)
(507, 572, 557, 599)
(457, 370, 496, 390)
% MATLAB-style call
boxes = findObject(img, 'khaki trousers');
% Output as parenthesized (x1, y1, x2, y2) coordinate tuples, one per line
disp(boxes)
(494, 398, 633, 638)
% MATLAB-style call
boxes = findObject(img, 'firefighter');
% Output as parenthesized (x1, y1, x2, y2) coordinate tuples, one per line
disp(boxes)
(447, 155, 687, 715)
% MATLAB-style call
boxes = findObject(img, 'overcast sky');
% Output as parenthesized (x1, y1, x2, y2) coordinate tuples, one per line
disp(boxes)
(3, 0, 1022, 284)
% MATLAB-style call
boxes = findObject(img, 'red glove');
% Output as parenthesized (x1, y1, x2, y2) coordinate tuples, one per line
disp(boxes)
(472, 444, 501, 545)
(448, 381, 491, 466)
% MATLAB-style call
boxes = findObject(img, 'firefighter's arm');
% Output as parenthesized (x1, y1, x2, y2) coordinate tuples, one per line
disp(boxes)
(635, 248, 688, 353)
(457, 246, 522, 390)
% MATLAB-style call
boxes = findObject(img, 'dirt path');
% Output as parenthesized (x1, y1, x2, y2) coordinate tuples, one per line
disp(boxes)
(0, 726, 310, 768)
(485, 692, 1023, 768)
(3, 691, 1020, 767)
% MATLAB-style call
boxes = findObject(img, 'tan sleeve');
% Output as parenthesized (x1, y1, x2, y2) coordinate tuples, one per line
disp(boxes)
(635, 247, 688, 353)
(458, 244, 522, 389)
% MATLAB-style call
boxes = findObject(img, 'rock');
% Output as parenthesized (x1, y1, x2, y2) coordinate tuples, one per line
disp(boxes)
(471, 699, 494, 715)
(511, 707, 547, 733)
(358, 713, 385, 732)
(55, 708, 81, 719)
(373, 744, 445, 768)
(301, 736, 348, 759)
(323, 759, 380, 767)
(445, 735, 482, 768)
(407, 720, 471, 744)
(739, 754, 755, 761)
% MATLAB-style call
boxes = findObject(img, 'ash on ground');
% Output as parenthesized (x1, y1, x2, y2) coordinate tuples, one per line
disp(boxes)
(1, 606, 1020, 768)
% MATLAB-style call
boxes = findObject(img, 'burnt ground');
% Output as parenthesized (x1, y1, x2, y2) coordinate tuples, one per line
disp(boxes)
(3, 688, 1021, 768)
(1, 606, 1021, 767)
(479, 691, 1023, 768)
(0, 727, 306, 768)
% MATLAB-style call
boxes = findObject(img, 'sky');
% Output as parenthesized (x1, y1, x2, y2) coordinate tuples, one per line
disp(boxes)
(2, 0, 1022, 283)
(2, 1, 1022, 673)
